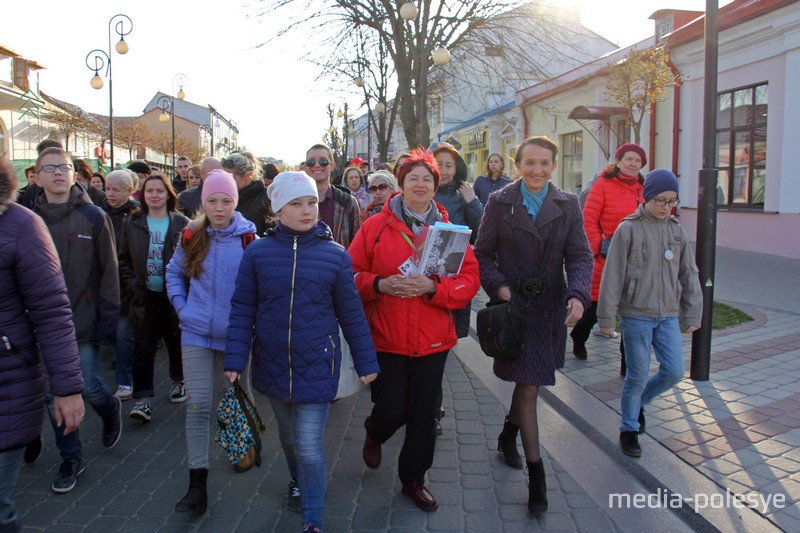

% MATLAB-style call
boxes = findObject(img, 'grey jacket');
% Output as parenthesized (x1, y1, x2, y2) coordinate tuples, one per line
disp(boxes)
(597, 204, 702, 328)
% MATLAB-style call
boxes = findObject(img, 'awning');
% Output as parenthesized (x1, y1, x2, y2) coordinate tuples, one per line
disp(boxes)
(568, 105, 629, 121)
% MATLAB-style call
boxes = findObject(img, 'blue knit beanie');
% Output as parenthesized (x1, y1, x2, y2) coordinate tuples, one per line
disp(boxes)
(643, 169, 679, 202)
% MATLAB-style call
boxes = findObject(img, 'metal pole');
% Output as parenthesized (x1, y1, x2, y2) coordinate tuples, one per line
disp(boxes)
(107, 19, 114, 169)
(171, 99, 176, 176)
(690, 0, 719, 381)
(418, 4, 430, 147)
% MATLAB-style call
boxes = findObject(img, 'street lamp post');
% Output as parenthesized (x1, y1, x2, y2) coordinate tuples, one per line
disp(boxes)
(86, 14, 132, 169)
(200, 124, 213, 159)
(157, 75, 187, 177)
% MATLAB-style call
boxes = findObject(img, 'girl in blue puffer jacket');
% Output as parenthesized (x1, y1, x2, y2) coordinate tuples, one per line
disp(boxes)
(224, 171, 379, 533)
(165, 170, 257, 514)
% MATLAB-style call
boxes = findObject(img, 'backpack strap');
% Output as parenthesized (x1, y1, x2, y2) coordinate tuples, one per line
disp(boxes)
(241, 233, 255, 249)
(182, 227, 194, 248)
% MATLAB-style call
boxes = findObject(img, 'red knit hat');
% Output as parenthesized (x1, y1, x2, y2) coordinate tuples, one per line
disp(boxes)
(614, 143, 647, 166)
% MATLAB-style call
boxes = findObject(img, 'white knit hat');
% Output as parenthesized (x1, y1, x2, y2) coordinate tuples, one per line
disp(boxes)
(267, 171, 319, 213)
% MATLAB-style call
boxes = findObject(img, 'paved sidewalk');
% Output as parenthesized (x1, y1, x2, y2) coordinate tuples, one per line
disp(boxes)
(12, 245, 798, 532)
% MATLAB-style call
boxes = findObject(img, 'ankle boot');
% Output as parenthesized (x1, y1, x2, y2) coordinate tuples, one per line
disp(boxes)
(175, 468, 208, 513)
(527, 460, 548, 514)
(497, 417, 523, 469)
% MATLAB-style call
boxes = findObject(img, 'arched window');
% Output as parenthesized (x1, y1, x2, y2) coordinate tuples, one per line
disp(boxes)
(0, 118, 7, 158)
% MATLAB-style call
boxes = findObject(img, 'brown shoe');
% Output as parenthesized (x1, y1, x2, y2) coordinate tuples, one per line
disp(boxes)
(402, 481, 438, 512)
(362, 432, 381, 469)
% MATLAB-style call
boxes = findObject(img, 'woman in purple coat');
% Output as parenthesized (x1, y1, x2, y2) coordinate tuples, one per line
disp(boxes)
(0, 157, 84, 531)
(473, 136, 592, 515)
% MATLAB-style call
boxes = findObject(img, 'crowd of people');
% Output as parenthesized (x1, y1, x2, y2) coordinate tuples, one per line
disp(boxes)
(0, 135, 701, 533)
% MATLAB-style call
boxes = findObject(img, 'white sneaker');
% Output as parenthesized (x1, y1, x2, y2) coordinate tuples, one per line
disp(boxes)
(592, 325, 620, 339)
(170, 382, 187, 403)
(114, 385, 133, 401)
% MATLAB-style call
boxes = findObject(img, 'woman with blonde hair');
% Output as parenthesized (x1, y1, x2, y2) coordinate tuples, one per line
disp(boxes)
(222, 151, 272, 235)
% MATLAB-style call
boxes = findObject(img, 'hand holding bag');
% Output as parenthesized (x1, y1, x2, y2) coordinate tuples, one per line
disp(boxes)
(476, 299, 528, 360)
(215, 379, 265, 468)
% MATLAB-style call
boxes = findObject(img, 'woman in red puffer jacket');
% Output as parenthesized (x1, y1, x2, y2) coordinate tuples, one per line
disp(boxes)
(570, 143, 645, 364)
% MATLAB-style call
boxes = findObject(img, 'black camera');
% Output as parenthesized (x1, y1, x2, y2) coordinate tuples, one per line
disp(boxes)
(517, 276, 545, 299)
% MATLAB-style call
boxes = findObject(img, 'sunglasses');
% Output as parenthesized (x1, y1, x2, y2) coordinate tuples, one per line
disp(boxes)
(368, 183, 390, 193)
(304, 158, 330, 167)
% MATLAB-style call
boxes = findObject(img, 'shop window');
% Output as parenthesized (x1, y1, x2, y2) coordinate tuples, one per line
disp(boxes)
(715, 83, 767, 207)
(561, 131, 583, 193)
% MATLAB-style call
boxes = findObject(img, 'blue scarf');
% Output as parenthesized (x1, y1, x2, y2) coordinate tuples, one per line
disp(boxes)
(520, 181, 549, 220)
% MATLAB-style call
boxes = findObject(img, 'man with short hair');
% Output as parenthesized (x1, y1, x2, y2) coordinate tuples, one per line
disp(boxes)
(177, 157, 220, 218)
(32, 147, 123, 493)
(172, 156, 192, 194)
(306, 144, 362, 247)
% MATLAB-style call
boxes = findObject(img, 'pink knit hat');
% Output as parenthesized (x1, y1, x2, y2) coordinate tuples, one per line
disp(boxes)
(201, 169, 238, 205)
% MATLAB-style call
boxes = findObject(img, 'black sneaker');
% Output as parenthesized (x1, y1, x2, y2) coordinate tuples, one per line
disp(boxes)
(130, 400, 152, 422)
(170, 382, 187, 403)
(434, 418, 443, 436)
(638, 408, 646, 434)
(51, 460, 84, 493)
(620, 431, 642, 458)
(102, 396, 122, 448)
(288, 478, 301, 512)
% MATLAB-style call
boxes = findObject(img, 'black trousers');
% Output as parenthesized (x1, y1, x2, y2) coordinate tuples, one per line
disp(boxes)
(570, 300, 598, 344)
(365, 350, 448, 485)
(132, 290, 182, 398)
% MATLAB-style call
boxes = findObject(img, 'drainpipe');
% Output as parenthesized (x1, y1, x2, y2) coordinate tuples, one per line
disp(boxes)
(649, 103, 657, 170)
(667, 56, 683, 176)
(521, 101, 530, 138)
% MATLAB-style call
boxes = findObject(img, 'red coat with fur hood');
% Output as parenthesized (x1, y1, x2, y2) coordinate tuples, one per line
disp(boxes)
(583, 170, 643, 301)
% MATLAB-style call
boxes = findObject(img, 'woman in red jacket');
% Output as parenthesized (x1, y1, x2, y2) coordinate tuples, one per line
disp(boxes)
(348, 149, 480, 512)
(570, 143, 645, 365)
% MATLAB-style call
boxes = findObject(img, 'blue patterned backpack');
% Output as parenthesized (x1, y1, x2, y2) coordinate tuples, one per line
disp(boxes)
(215, 380, 265, 468)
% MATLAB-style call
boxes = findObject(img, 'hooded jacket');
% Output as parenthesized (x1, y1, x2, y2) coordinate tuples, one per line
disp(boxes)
(348, 193, 481, 357)
(33, 185, 120, 344)
(598, 204, 702, 328)
(118, 210, 190, 327)
(236, 179, 273, 236)
(1, 167, 83, 452)
(583, 170, 644, 301)
(166, 212, 257, 351)
(224, 221, 379, 403)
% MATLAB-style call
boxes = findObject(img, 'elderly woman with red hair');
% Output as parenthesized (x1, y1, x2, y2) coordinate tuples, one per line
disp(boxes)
(348, 149, 480, 512)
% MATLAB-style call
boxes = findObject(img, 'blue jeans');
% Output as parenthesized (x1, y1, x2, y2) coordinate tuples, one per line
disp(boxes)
(268, 397, 330, 529)
(0, 448, 24, 533)
(620, 316, 685, 432)
(46, 342, 117, 460)
(115, 315, 135, 388)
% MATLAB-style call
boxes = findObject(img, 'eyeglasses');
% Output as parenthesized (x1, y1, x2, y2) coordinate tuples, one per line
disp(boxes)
(304, 158, 330, 167)
(38, 164, 74, 174)
(368, 183, 390, 193)
(652, 197, 680, 207)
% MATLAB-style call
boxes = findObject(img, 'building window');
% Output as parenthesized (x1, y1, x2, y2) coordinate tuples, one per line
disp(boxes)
(716, 83, 767, 207)
(657, 21, 673, 40)
(0, 119, 6, 158)
(614, 119, 630, 146)
(561, 131, 583, 193)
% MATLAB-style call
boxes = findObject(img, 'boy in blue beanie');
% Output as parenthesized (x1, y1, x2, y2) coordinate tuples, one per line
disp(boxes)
(597, 169, 702, 458)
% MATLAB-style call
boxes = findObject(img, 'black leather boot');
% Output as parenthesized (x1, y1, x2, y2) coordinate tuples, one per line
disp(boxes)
(527, 460, 548, 514)
(497, 417, 523, 469)
(175, 468, 208, 513)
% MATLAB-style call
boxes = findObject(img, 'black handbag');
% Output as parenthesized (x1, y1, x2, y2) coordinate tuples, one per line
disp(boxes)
(476, 207, 560, 360)
(477, 299, 528, 360)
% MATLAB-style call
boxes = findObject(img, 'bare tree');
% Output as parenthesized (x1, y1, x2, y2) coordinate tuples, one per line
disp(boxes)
(40, 108, 93, 150)
(114, 119, 150, 162)
(606, 46, 674, 145)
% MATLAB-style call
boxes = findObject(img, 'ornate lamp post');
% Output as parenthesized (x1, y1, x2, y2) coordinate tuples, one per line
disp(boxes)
(157, 74, 187, 175)
(86, 14, 132, 169)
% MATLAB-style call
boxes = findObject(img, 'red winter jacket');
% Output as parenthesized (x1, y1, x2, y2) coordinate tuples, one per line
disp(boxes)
(583, 172, 643, 301)
(348, 194, 480, 357)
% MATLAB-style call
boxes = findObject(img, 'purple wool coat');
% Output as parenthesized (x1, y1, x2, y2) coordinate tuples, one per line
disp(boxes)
(473, 180, 592, 385)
